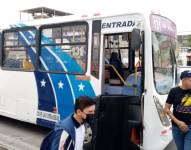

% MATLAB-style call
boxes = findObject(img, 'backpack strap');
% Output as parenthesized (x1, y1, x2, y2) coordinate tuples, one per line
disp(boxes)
(40, 129, 64, 150)
(55, 115, 76, 141)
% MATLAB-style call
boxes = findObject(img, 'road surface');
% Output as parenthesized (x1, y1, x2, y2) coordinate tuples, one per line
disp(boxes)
(0, 116, 50, 150)
(0, 115, 177, 150)
(164, 140, 177, 150)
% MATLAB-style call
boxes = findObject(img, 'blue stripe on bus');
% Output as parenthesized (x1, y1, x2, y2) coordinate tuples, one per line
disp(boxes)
(35, 72, 56, 112)
(39, 46, 74, 118)
(41, 36, 84, 73)
(18, 28, 75, 118)
(18, 31, 57, 113)
(37, 118, 55, 128)
(14, 24, 96, 127)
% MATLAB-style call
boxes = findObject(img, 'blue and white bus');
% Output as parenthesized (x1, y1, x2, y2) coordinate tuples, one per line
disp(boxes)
(0, 12, 176, 149)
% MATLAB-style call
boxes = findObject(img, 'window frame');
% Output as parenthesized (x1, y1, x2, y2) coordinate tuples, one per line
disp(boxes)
(91, 20, 101, 79)
(38, 21, 89, 75)
(1, 26, 37, 72)
(104, 33, 130, 70)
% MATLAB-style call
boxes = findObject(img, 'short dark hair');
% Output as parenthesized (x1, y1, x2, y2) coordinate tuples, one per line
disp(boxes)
(74, 96, 96, 112)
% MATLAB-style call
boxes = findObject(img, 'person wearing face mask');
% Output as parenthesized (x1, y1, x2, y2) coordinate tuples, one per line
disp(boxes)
(164, 70, 191, 150)
(40, 96, 96, 150)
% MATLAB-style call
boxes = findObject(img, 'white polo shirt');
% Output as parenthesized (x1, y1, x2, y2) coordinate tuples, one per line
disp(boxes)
(74, 124, 85, 150)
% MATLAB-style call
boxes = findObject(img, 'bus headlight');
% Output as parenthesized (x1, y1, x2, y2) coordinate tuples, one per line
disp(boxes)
(153, 96, 171, 127)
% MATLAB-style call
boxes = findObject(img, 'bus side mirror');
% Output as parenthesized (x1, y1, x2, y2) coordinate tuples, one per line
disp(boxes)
(131, 28, 141, 50)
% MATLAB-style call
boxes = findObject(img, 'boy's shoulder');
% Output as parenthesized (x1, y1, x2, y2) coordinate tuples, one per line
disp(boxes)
(171, 86, 181, 91)
(170, 86, 180, 93)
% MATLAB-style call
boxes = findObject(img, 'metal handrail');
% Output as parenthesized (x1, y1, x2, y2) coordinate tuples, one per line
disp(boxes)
(105, 62, 140, 95)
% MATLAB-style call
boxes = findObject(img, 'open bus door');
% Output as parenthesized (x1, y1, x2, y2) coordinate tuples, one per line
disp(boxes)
(93, 95, 142, 150)
(91, 29, 143, 150)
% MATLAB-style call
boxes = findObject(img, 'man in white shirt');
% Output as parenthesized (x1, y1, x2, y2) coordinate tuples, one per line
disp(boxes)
(40, 96, 96, 150)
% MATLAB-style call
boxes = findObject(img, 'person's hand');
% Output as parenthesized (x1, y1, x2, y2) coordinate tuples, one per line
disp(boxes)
(177, 121, 189, 132)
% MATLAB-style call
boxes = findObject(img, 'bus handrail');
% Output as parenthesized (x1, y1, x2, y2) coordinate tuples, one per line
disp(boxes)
(105, 64, 133, 87)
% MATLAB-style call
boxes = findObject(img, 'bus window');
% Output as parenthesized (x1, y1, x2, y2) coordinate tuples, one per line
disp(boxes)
(104, 33, 129, 79)
(103, 33, 130, 89)
(91, 20, 101, 79)
(42, 27, 62, 44)
(39, 23, 88, 74)
(120, 49, 129, 68)
(62, 25, 86, 43)
(103, 32, 143, 96)
(2, 29, 36, 70)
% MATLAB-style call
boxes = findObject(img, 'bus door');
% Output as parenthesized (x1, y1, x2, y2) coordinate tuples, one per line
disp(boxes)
(103, 32, 142, 96)
(103, 33, 129, 94)
(92, 30, 143, 149)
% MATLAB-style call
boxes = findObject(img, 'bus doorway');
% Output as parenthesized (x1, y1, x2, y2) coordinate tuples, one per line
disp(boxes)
(103, 32, 142, 97)
(92, 31, 143, 150)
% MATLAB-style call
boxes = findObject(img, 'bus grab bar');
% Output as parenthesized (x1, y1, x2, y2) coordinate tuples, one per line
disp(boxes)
(105, 64, 129, 85)
(105, 64, 140, 95)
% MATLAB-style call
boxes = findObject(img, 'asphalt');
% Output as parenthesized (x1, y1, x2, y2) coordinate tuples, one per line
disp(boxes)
(0, 116, 50, 150)
(0, 145, 8, 150)
(0, 132, 38, 150)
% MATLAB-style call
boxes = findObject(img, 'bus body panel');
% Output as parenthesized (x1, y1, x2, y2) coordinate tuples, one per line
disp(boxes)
(0, 70, 38, 123)
(143, 14, 176, 149)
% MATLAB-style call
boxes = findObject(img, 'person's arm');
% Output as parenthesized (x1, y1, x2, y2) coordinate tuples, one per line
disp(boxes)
(164, 103, 189, 132)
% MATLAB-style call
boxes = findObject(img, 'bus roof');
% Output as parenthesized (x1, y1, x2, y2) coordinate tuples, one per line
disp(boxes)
(0, 11, 175, 30)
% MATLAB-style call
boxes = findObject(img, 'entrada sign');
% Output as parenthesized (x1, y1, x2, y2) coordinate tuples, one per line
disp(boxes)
(102, 21, 135, 29)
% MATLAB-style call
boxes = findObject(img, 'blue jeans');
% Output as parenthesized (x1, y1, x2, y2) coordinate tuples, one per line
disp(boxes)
(172, 125, 191, 150)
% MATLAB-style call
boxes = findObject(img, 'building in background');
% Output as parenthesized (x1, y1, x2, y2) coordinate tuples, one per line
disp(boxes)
(176, 31, 191, 84)
(177, 31, 191, 66)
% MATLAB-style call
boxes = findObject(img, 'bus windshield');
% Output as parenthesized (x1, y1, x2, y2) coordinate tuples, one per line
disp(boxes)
(150, 14, 176, 94)
(152, 32, 176, 94)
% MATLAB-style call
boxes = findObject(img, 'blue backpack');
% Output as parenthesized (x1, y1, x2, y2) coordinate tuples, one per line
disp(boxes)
(40, 116, 76, 150)
(40, 129, 65, 150)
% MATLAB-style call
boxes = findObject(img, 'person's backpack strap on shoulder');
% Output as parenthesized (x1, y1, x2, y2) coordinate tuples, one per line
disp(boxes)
(40, 129, 64, 150)
(55, 115, 76, 140)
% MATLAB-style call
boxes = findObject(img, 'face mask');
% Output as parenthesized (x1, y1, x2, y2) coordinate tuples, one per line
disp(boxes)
(82, 114, 95, 127)
(86, 114, 94, 125)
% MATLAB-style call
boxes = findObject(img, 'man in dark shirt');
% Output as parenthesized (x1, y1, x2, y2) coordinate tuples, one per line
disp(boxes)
(164, 70, 191, 150)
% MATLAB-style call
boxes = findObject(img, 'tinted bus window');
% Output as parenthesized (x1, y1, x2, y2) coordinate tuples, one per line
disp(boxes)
(39, 22, 88, 74)
(91, 20, 101, 78)
(2, 28, 36, 71)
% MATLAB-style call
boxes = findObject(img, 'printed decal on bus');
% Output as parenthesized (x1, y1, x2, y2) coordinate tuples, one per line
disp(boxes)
(37, 110, 60, 122)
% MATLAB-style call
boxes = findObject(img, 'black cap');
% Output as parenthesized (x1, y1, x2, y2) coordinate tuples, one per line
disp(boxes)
(180, 70, 191, 80)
